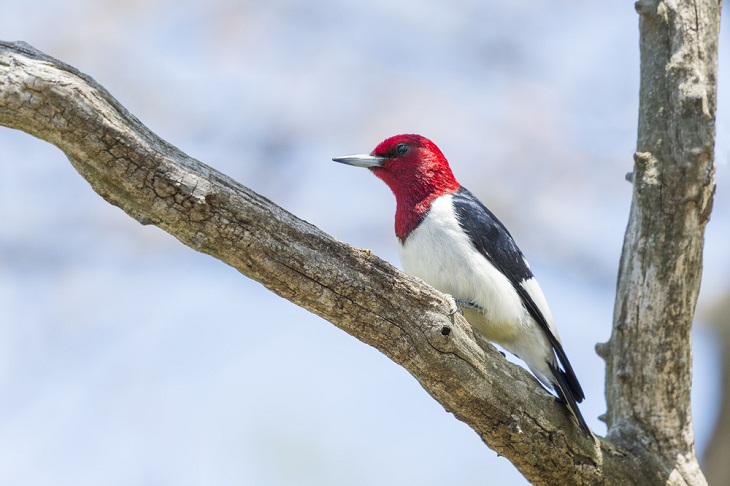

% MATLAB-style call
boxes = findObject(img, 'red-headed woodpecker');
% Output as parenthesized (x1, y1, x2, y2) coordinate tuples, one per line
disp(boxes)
(333, 134, 589, 433)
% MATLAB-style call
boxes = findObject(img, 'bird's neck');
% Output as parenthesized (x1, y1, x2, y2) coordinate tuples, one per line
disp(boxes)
(372, 161, 460, 241)
(394, 184, 459, 241)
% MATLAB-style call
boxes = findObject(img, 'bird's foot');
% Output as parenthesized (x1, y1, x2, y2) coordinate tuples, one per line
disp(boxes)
(447, 297, 485, 316)
(447, 296, 463, 316)
(454, 298, 485, 313)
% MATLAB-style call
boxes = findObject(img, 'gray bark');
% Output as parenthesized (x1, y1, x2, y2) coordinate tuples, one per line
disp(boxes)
(596, 1, 719, 485)
(0, 2, 718, 482)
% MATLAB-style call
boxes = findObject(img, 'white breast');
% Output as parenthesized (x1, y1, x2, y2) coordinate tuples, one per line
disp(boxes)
(396, 195, 530, 343)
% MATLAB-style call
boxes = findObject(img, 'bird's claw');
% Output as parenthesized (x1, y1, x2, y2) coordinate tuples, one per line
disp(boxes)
(454, 298, 485, 313)
(447, 296, 463, 317)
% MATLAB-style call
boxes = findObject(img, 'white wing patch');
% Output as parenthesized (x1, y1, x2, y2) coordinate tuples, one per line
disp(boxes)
(519, 276, 562, 344)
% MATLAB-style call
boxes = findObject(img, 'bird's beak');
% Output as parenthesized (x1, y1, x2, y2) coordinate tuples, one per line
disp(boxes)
(332, 153, 386, 168)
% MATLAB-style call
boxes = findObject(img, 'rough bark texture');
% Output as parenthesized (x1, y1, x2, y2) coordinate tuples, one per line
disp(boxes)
(596, 1, 719, 485)
(0, 1, 719, 479)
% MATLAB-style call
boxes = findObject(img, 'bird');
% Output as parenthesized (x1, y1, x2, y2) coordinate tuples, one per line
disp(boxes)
(332, 133, 589, 433)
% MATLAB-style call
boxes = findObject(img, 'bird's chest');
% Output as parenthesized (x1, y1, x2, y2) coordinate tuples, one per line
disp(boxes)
(397, 218, 475, 298)
(396, 198, 526, 339)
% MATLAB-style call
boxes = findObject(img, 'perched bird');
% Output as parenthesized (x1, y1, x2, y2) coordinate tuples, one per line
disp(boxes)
(333, 134, 588, 433)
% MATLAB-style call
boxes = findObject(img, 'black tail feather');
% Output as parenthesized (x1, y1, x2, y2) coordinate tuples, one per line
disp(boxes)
(551, 342, 585, 404)
(514, 285, 585, 404)
(548, 362, 590, 434)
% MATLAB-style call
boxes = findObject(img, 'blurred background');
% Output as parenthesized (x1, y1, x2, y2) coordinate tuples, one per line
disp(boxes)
(0, 1, 728, 485)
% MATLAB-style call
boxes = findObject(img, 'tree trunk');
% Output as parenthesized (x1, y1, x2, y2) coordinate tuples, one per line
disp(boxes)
(0, 2, 719, 481)
(598, 1, 719, 485)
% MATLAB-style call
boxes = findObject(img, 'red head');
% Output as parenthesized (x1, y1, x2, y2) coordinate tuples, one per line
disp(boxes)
(333, 134, 460, 239)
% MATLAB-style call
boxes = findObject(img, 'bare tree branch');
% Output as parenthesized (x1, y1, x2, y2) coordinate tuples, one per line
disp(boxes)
(0, 39, 605, 485)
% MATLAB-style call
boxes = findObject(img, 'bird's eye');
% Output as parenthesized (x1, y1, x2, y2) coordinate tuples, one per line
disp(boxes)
(395, 143, 410, 156)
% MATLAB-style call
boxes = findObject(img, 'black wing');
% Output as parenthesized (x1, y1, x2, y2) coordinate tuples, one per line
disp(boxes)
(451, 187, 533, 284)
(451, 187, 585, 403)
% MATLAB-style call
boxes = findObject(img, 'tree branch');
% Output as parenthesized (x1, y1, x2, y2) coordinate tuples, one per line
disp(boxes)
(0, 31, 710, 484)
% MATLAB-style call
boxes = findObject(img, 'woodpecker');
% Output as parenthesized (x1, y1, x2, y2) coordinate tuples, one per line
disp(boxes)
(333, 134, 589, 433)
